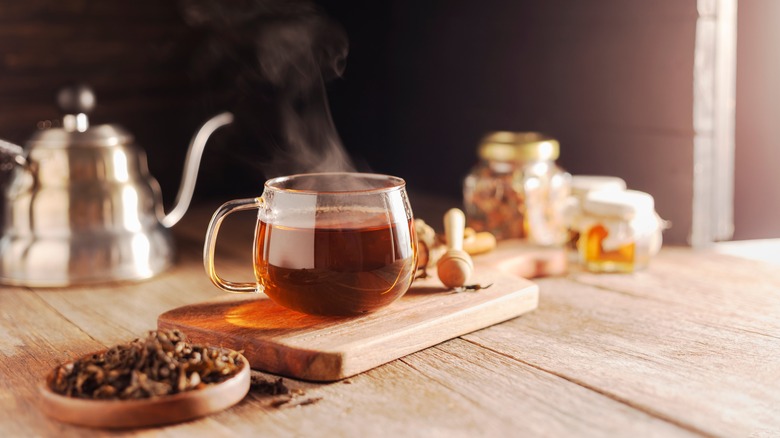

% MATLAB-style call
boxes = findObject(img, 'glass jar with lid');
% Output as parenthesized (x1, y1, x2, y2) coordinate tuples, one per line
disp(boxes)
(463, 131, 571, 245)
(576, 189, 663, 272)
(563, 175, 627, 250)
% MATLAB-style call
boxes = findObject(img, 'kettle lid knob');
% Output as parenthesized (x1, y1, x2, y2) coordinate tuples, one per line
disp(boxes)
(57, 85, 95, 133)
(57, 84, 96, 115)
(28, 85, 133, 146)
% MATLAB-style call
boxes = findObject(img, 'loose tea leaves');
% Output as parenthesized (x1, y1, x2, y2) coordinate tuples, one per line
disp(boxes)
(249, 373, 319, 408)
(249, 374, 290, 396)
(48, 330, 243, 400)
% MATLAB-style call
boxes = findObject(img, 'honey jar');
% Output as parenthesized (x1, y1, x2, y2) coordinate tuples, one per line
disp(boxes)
(564, 175, 627, 251)
(576, 190, 663, 273)
(463, 131, 570, 245)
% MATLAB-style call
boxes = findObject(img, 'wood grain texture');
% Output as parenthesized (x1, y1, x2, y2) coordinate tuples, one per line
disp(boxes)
(158, 262, 539, 381)
(462, 252, 780, 437)
(1, 204, 777, 436)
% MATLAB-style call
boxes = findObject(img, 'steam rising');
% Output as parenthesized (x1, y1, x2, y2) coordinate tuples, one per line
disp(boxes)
(180, 0, 355, 177)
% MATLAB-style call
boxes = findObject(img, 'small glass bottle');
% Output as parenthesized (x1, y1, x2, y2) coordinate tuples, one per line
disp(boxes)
(576, 190, 663, 273)
(563, 175, 627, 251)
(464, 131, 571, 245)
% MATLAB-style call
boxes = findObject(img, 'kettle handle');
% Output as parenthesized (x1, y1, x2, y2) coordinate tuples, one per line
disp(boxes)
(160, 112, 234, 228)
(0, 139, 28, 171)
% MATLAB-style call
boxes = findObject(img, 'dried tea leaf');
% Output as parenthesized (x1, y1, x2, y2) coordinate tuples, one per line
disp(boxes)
(270, 396, 294, 408)
(458, 283, 494, 292)
(287, 397, 323, 408)
(250, 374, 290, 396)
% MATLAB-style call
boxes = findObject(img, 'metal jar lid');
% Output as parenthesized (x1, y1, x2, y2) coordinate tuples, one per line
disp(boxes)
(478, 131, 560, 162)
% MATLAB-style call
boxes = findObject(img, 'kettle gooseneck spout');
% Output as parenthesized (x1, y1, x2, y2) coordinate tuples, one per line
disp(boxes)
(159, 111, 234, 229)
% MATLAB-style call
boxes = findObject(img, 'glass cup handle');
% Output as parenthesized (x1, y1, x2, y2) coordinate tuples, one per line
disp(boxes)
(203, 197, 263, 293)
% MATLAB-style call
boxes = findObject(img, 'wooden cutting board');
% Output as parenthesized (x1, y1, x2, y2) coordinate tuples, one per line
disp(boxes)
(158, 244, 542, 382)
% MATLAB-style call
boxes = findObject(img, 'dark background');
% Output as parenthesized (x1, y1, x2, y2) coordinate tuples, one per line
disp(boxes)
(0, 1, 774, 243)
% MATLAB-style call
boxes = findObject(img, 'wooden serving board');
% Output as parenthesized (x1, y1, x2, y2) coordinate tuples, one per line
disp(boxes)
(158, 249, 539, 382)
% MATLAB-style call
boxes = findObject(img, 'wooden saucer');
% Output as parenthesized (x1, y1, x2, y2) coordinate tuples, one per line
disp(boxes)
(39, 353, 250, 429)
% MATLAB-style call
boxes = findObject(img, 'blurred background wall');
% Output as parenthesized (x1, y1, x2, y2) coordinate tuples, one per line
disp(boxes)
(0, 1, 772, 244)
(733, 0, 780, 240)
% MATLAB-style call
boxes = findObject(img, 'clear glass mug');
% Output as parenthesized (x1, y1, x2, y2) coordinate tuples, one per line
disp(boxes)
(204, 173, 418, 316)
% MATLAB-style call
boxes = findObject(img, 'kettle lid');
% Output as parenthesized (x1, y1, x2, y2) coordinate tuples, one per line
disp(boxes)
(29, 124, 134, 148)
(27, 85, 134, 148)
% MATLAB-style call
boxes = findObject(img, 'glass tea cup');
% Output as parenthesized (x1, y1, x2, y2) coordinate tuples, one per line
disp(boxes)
(204, 172, 418, 316)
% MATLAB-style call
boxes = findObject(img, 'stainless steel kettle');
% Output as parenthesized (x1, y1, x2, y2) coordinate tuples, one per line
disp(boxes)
(0, 86, 233, 287)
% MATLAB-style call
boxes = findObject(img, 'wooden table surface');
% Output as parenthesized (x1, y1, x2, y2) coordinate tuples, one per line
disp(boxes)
(2, 202, 779, 437)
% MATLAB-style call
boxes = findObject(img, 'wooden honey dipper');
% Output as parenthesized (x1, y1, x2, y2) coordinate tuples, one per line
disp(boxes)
(437, 208, 475, 288)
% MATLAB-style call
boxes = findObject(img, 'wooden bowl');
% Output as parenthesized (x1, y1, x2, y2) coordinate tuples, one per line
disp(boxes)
(39, 352, 250, 429)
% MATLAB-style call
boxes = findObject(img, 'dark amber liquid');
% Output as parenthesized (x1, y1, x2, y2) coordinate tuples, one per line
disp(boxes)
(254, 217, 417, 316)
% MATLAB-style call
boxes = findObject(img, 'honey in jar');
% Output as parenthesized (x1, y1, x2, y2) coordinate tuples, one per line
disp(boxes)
(576, 190, 663, 273)
(563, 175, 627, 252)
